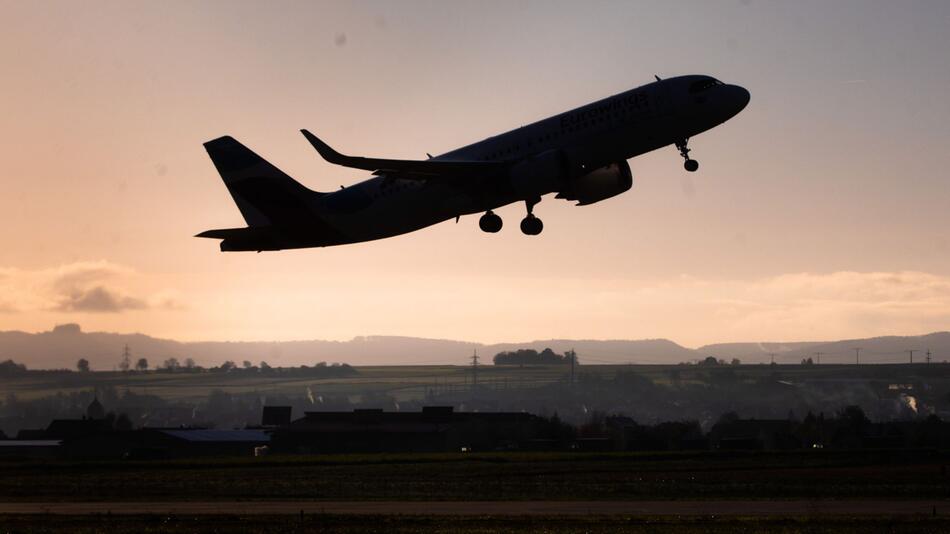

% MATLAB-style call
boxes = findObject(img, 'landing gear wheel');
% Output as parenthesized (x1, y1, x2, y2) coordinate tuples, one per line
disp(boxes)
(675, 139, 699, 172)
(520, 215, 543, 236)
(478, 211, 503, 233)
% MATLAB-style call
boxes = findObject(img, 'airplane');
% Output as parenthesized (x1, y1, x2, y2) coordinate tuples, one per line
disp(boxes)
(198, 74, 749, 251)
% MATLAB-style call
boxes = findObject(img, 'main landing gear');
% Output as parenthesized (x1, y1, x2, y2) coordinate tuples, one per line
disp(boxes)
(675, 138, 699, 172)
(479, 210, 502, 233)
(520, 197, 543, 236)
(478, 198, 543, 236)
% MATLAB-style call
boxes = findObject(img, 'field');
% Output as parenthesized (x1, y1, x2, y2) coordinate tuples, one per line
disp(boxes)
(2, 362, 940, 403)
(2, 514, 950, 534)
(2, 365, 574, 403)
(2, 449, 949, 502)
(3, 450, 950, 532)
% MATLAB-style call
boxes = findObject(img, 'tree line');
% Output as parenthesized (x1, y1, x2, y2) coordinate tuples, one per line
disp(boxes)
(493, 348, 578, 366)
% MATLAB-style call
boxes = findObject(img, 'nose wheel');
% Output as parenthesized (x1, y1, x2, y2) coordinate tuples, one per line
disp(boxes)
(520, 197, 543, 236)
(675, 139, 699, 172)
(479, 210, 502, 233)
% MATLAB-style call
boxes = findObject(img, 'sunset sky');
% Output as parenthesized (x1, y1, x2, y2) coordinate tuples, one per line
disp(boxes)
(2, 0, 949, 348)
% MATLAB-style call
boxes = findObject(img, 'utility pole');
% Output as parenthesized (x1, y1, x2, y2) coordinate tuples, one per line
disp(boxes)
(769, 353, 775, 365)
(470, 350, 479, 390)
(854, 347, 861, 365)
(814, 352, 822, 365)
(908, 350, 917, 364)
(569, 348, 576, 386)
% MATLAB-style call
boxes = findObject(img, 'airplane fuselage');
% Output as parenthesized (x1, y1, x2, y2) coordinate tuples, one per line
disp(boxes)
(200, 75, 749, 250)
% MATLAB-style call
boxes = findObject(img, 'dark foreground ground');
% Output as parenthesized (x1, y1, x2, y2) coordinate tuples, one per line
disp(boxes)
(2, 514, 950, 533)
(2, 449, 949, 502)
(3, 450, 950, 532)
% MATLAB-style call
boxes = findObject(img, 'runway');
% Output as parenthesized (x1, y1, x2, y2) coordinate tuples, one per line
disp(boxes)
(0, 500, 947, 516)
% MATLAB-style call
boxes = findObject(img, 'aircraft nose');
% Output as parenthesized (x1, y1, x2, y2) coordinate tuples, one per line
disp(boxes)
(731, 85, 751, 113)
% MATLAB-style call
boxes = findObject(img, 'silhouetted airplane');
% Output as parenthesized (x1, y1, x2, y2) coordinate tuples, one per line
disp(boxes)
(198, 75, 749, 251)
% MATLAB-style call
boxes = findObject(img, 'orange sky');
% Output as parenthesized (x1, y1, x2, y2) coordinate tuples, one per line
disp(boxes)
(2, 1, 949, 348)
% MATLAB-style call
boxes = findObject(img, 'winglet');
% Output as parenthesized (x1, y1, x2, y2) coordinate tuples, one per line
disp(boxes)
(301, 129, 347, 165)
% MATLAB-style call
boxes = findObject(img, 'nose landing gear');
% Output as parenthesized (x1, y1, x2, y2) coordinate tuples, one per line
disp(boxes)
(520, 197, 543, 236)
(479, 210, 503, 233)
(675, 139, 699, 172)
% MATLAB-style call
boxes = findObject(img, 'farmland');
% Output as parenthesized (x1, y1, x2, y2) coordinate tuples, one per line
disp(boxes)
(3, 362, 945, 403)
(2, 449, 949, 502)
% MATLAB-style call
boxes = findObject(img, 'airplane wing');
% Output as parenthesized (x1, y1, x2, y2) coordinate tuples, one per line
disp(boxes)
(301, 129, 508, 179)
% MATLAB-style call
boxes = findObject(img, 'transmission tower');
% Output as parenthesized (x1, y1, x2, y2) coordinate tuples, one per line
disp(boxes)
(119, 344, 132, 372)
(470, 350, 479, 390)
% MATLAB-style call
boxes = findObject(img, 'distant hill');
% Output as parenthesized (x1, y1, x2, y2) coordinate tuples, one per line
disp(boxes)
(1, 324, 948, 369)
(698, 332, 950, 365)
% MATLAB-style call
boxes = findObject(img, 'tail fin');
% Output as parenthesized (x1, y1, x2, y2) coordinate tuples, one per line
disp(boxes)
(203, 136, 325, 227)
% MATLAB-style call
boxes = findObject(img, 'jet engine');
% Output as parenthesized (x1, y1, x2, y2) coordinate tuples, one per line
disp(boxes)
(556, 161, 632, 205)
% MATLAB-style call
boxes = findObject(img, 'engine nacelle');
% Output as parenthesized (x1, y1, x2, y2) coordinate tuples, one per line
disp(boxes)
(509, 149, 569, 198)
(557, 161, 632, 205)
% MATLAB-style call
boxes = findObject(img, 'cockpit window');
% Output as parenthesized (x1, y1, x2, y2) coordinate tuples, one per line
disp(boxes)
(688, 78, 723, 94)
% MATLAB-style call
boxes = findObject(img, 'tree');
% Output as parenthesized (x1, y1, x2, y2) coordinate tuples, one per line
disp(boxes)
(243, 360, 253, 369)
(184, 357, 196, 369)
(76, 358, 90, 372)
(730, 358, 741, 366)
(220, 360, 237, 372)
(493, 348, 572, 366)
(0, 359, 27, 377)
(161, 357, 180, 372)
(565, 349, 578, 366)
(135, 358, 149, 371)
(260, 361, 272, 372)
(700, 356, 720, 366)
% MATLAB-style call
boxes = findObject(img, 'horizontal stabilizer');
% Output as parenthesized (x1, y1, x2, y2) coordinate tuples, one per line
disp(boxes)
(300, 129, 507, 178)
(195, 227, 266, 240)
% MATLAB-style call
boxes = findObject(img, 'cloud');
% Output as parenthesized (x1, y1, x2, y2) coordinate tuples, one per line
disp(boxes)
(0, 260, 181, 316)
(50, 261, 133, 295)
(631, 271, 950, 344)
(55, 285, 147, 312)
(148, 290, 187, 311)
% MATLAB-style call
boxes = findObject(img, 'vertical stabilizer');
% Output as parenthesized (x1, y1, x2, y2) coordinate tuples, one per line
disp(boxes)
(203, 136, 324, 227)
